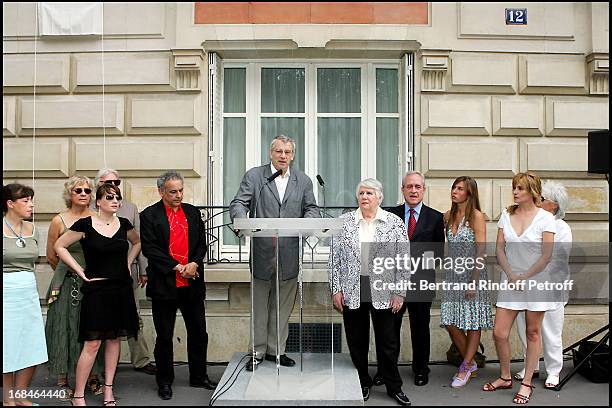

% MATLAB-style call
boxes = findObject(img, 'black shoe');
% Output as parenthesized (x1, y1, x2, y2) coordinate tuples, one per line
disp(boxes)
(246, 357, 263, 371)
(158, 384, 172, 400)
(388, 390, 411, 406)
(190, 376, 218, 390)
(373, 373, 384, 386)
(134, 362, 157, 375)
(362, 386, 370, 401)
(264, 354, 296, 367)
(414, 372, 429, 386)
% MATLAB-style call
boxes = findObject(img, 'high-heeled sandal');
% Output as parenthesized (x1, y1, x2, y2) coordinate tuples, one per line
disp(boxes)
(88, 378, 103, 396)
(483, 377, 513, 391)
(103, 384, 116, 406)
(57, 382, 74, 401)
(70, 395, 85, 406)
(513, 382, 535, 404)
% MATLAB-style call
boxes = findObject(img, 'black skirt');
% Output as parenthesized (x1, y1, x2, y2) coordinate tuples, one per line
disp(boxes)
(78, 278, 139, 342)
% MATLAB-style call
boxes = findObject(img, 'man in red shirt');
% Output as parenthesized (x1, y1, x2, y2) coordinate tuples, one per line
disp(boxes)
(140, 171, 217, 400)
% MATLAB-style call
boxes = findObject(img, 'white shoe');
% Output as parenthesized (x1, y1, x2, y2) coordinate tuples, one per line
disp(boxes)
(545, 374, 560, 389)
(513, 368, 539, 380)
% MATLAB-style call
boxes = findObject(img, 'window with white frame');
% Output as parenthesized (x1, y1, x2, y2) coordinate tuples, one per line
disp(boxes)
(219, 61, 403, 251)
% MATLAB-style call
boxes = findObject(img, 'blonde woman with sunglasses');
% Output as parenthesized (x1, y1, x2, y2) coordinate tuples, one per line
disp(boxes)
(44, 175, 104, 400)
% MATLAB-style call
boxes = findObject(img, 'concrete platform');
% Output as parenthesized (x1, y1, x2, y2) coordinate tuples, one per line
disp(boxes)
(212, 352, 363, 406)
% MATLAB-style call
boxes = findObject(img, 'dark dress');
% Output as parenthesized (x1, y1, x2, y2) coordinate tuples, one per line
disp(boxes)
(70, 216, 139, 342)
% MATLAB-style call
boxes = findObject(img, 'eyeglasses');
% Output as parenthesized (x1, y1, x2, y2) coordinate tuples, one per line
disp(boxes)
(103, 180, 121, 186)
(104, 194, 122, 201)
(273, 149, 294, 155)
(73, 188, 92, 195)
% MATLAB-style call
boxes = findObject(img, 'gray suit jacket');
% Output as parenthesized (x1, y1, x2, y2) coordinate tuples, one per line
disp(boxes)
(229, 164, 320, 281)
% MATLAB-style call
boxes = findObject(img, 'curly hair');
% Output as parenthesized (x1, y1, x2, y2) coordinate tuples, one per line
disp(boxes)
(542, 180, 569, 219)
(62, 175, 93, 208)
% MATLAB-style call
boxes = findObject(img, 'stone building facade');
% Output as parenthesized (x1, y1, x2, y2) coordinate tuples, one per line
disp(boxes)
(3, 2, 609, 363)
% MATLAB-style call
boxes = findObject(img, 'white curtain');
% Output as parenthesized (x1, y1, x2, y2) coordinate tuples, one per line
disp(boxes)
(223, 68, 246, 113)
(223, 118, 246, 245)
(261, 68, 305, 113)
(260, 68, 306, 170)
(317, 68, 361, 208)
(318, 117, 361, 208)
(376, 68, 400, 206)
(377, 118, 400, 206)
(223, 68, 247, 245)
(317, 68, 361, 113)
(38, 3, 103, 36)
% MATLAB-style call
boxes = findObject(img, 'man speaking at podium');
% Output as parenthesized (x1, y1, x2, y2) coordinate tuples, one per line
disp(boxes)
(230, 135, 320, 371)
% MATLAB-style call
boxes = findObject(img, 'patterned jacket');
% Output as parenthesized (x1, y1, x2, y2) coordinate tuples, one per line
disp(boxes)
(328, 209, 410, 310)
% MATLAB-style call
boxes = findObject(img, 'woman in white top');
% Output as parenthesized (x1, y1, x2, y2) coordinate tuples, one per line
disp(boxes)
(514, 181, 572, 389)
(483, 172, 556, 405)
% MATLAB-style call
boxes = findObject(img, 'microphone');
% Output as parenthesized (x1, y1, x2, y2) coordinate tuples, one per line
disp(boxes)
(316, 175, 325, 187)
(267, 169, 283, 183)
(316, 174, 327, 218)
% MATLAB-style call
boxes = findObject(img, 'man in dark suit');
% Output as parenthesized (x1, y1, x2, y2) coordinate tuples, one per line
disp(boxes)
(374, 171, 445, 387)
(140, 171, 217, 400)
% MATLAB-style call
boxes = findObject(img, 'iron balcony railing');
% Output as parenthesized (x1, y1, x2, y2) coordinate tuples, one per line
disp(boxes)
(198, 205, 365, 264)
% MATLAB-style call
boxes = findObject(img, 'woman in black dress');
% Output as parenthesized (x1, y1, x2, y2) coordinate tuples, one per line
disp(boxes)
(55, 183, 140, 406)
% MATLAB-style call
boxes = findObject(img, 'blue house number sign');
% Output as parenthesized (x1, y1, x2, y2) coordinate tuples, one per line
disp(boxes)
(506, 8, 527, 25)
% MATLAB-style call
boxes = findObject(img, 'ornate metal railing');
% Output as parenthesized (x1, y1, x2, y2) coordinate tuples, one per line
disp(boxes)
(197, 205, 360, 264)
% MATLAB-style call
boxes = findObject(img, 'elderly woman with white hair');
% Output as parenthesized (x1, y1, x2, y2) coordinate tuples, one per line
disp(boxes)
(514, 180, 572, 390)
(328, 179, 411, 406)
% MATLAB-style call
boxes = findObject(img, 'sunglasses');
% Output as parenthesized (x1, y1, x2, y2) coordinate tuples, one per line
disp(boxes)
(104, 194, 122, 201)
(103, 180, 121, 186)
(73, 188, 92, 194)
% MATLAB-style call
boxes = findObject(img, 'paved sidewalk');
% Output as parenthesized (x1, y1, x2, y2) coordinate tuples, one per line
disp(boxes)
(12, 359, 610, 406)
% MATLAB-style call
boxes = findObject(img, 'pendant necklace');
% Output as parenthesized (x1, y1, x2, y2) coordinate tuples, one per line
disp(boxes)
(97, 211, 113, 226)
(3, 217, 26, 248)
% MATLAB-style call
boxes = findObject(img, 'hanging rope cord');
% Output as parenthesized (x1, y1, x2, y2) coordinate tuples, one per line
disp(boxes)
(32, 4, 39, 223)
(101, 3, 107, 168)
(30, 5, 107, 221)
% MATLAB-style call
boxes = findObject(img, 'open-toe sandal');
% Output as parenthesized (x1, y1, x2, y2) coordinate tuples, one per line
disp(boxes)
(483, 377, 513, 391)
(513, 382, 535, 404)
(544, 375, 559, 390)
(103, 384, 117, 406)
(57, 382, 74, 401)
(88, 378, 103, 396)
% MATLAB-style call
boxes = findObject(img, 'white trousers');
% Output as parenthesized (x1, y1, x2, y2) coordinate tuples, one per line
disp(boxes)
(516, 305, 565, 377)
